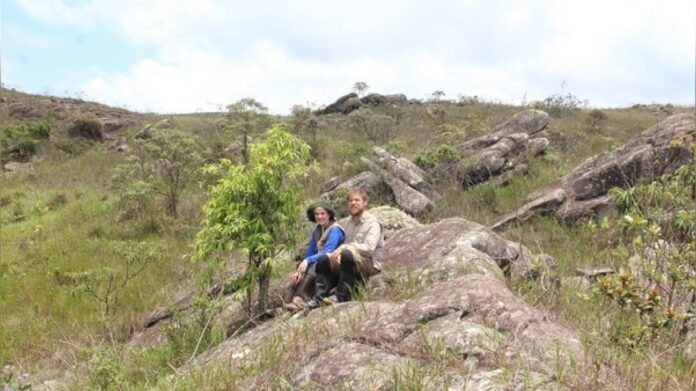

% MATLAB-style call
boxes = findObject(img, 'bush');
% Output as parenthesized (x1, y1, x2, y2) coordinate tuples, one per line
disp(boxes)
(1, 121, 52, 162)
(347, 108, 396, 145)
(29, 120, 51, 139)
(533, 93, 586, 117)
(67, 114, 103, 141)
(415, 144, 462, 169)
(596, 156, 696, 347)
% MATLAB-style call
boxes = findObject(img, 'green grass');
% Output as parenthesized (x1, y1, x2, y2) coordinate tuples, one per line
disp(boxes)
(2, 87, 694, 389)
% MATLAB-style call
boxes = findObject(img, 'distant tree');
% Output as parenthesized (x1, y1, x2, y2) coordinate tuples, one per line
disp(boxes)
(290, 104, 320, 155)
(194, 125, 313, 315)
(352, 81, 370, 97)
(223, 98, 270, 164)
(430, 90, 446, 102)
(111, 127, 206, 218)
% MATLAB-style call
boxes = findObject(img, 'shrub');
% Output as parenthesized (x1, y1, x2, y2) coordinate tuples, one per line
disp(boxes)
(67, 114, 103, 141)
(415, 144, 462, 169)
(0, 121, 52, 162)
(596, 155, 696, 347)
(28, 120, 51, 139)
(347, 108, 396, 145)
(533, 93, 586, 117)
(586, 109, 608, 131)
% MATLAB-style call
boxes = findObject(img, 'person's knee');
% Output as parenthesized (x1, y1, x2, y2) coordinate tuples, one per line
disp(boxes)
(315, 255, 331, 273)
(340, 250, 356, 273)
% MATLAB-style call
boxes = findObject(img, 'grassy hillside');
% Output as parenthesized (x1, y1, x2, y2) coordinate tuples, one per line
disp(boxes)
(1, 87, 693, 389)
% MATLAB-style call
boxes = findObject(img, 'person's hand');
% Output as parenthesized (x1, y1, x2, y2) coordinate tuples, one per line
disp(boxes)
(292, 260, 308, 285)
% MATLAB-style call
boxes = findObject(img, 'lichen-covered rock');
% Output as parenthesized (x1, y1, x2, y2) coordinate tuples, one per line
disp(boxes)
(369, 205, 421, 240)
(372, 146, 428, 191)
(492, 112, 695, 228)
(185, 232, 579, 389)
(451, 111, 551, 189)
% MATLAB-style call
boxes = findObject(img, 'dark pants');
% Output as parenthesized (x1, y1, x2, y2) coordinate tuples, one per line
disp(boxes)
(313, 249, 361, 302)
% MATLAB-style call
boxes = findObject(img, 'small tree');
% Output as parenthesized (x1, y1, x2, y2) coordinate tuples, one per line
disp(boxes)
(352, 81, 369, 97)
(112, 128, 206, 218)
(430, 90, 446, 102)
(223, 98, 270, 165)
(56, 242, 162, 319)
(290, 104, 320, 155)
(194, 125, 313, 315)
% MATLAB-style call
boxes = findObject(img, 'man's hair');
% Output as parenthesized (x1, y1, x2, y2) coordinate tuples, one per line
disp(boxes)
(347, 188, 368, 202)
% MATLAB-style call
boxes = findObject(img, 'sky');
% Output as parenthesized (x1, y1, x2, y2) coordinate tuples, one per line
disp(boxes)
(1, 0, 694, 114)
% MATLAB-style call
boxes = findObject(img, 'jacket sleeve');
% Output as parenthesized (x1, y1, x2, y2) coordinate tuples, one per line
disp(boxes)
(304, 226, 318, 260)
(306, 226, 345, 265)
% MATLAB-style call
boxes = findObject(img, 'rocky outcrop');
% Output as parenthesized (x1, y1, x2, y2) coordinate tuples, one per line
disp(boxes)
(182, 215, 580, 389)
(316, 93, 364, 115)
(323, 148, 434, 216)
(317, 92, 411, 115)
(492, 112, 695, 229)
(454, 110, 551, 189)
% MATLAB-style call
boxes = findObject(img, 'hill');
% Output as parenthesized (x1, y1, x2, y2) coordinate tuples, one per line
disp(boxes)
(0, 87, 693, 389)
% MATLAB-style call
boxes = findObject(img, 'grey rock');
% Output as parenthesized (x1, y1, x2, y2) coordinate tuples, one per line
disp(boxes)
(155, 118, 173, 128)
(319, 176, 340, 193)
(134, 124, 152, 139)
(372, 146, 428, 191)
(492, 109, 550, 136)
(525, 137, 550, 156)
(494, 113, 695, 229)
(316, 92, 363, 115)
(360, 157, 434, 216)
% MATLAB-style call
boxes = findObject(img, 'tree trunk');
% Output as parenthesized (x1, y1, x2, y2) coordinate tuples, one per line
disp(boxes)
(257, 265, 271, 314)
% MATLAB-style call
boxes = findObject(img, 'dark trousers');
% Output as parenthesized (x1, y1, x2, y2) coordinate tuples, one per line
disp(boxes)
(313, 249, 360, 302)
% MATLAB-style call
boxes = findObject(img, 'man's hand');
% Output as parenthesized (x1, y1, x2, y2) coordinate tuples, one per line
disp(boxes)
(292, 259, 308, 285)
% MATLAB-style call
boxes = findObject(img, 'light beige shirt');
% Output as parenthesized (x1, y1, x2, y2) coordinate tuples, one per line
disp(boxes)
(337, 210, 384, 270)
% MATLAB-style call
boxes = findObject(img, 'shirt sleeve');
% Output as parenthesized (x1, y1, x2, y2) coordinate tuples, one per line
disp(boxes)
(304, 226, 318, 260)
(306, 226, 345, 265)
(344, 219, 382, 255)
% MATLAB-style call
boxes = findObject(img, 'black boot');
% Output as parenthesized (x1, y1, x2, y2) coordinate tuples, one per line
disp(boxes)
(336, 250, 358, 302)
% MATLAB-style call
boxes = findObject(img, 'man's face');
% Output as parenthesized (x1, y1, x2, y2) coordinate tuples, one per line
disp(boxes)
(314, 208, 330, 226)
(347, 194, 367, 217)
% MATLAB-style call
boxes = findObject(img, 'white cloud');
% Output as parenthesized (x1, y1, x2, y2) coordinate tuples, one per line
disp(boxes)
(13, 0, 696, 112)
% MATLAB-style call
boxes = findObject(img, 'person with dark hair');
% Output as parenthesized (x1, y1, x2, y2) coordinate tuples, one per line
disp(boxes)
(307, 188, 383, 307)
(284, 201, 344, 311)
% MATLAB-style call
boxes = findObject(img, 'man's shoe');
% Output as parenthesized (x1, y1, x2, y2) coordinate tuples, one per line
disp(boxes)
(321, 295, 340, 305)
(306, 298, 320, 309)
(284, 296, 308, 312)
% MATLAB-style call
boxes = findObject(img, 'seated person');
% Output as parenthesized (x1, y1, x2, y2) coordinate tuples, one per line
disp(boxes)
(284, 201, 344, 311)
(308, 188, 383, 307)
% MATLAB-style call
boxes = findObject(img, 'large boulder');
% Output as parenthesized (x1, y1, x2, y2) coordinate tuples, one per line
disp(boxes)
(322, 147, 436, 217)
(360, 93, 409, 107)
(423, 110, 551, 189)
(182, 217, 581, 390)
(360, 156, 434, 216)
(316, 93, 364, 115)
(492, 112, 695, 229)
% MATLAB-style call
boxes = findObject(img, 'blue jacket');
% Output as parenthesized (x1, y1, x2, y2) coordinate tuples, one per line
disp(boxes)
(304, 224, 345, 265)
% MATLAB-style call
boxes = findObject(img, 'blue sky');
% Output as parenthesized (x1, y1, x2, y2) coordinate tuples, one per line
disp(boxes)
(2, 0, 694, 113)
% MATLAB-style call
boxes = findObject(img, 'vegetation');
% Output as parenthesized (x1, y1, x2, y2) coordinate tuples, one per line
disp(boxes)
(111, 127, 207, 218)
(220, 98, 270, 164)
(1, 120, 51, 162)
(0, 86, 693, 389)
(194, 125, 313, 315)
